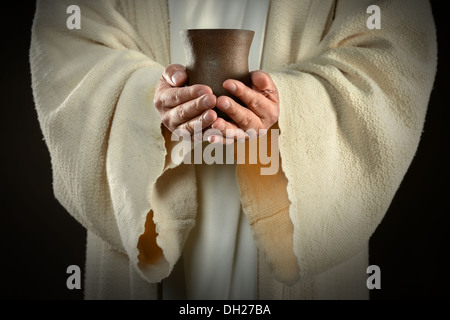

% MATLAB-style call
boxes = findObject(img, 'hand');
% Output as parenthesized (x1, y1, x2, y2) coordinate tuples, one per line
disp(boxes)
(209, 71, 280, 144)
(154, 64, 217, 135)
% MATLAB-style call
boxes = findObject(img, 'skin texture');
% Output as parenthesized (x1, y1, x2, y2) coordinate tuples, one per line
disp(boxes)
(154, 64, 280, 144)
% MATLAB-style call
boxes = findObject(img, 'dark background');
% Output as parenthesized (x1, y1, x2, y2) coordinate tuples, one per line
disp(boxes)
(0, 1, 448, 300)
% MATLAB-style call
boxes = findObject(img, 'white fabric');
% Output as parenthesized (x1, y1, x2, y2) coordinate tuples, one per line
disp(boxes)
(163, 163, 258, 299)
(164, 0, 270, 300)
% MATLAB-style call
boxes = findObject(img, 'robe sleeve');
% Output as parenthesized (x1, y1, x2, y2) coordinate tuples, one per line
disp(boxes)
(30, 0, 190, 283)
(264, 0, 437, 281)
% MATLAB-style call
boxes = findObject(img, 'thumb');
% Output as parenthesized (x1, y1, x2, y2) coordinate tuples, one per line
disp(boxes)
(250, 71, 279, 103)
(163, 64, 188, 87)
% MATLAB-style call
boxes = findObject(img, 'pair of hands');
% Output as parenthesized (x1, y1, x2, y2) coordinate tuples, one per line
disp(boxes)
(154, 64, 280, 144)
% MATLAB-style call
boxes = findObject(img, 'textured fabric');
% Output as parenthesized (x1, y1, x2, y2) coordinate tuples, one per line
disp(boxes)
(30, 0, 437, 299)
(260, 0, 437, 283)
(180, 163, 258, 300)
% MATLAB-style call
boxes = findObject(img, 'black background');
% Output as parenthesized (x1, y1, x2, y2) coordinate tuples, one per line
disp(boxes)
(0, 1, 448, 300)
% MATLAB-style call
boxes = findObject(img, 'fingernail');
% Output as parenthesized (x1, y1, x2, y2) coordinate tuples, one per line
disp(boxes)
(171, 71, 183, 85)
(225, 82, 237, 92)
(208, 135, 224, 144)
(212, 122, 226, 131)
(197, 89, 207, 97)
(221, 99, 231, 110)
(203, 111, 212, 122)
(202, 95, 213, 107)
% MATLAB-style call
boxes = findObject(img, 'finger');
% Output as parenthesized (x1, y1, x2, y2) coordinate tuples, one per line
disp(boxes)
(210, 118, 250, 142)
(203, 122, 235, 144)
(162, 64, 188, 87)
(158, 84, 213, 109)
(167, 93, 216, 128)
(207, 135, 235, 145)
(222, 79, 271, 119)
(216, 95, 262, 131)
(250, 71, 279, 104)
(176, 109, 218, 136)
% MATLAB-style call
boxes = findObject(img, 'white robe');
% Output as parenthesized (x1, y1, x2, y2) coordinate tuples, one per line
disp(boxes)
(30, 0, 437, 299)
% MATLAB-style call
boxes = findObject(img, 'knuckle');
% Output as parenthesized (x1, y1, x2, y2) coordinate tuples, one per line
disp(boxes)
(273, 108, 280, 120)
(247, 95, 260, 109)
(269, 106, 280, 123)
(153, 95, 163, 110)
(180, 121, 195, 135)
(171, 90, 182, 106)
(161, 113, 171, 128)
(241, 113, 253, 128)
(177, 105, 185, 121)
